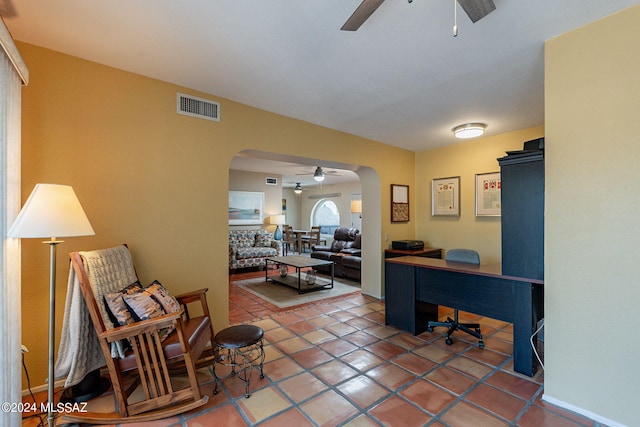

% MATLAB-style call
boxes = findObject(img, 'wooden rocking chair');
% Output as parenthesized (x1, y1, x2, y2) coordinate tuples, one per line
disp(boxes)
(62, 245, 214, 424)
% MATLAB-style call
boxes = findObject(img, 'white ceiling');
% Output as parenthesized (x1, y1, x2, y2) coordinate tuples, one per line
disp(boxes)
(3, 0, 639, 183)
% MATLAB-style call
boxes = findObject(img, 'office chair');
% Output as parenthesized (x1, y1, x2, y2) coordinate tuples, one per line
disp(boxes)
(426, 249, 484, 348)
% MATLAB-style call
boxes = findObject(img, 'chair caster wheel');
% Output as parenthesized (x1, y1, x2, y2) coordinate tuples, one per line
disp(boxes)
(260, 374, 265, 379)
(445, 338, 452, 345)
(426, 326, 433, 332)
(475, 328, 481, 333)
(479, 341, 485, 348)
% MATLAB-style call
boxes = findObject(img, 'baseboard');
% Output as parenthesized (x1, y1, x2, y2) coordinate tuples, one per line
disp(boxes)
(542, 393, 627, 427)
(22, 378, 66, 396)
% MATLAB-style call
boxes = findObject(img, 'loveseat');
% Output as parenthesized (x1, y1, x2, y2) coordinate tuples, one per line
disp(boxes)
(229, 229, 281, 270)
(310, 227, 361, 281)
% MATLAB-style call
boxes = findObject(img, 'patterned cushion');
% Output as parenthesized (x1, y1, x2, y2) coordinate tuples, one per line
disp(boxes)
(103, 281, 143, 326)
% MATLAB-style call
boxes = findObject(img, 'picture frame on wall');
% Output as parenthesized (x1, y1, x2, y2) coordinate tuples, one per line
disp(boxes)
(391, 184, 409, 222)
(432, 176, 460, 216)
(475, 172, 501, 216)
(229, 191, 264, 225)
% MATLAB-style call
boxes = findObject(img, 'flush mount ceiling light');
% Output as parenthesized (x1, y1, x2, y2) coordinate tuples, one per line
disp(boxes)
(313, 167, 325, 182)
(453, 123, 486, 139)
(294, 183, 302, 194)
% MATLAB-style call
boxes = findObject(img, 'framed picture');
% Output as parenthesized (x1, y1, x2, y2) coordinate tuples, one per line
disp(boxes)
(391, 184, 409, 222)
(475, 172, 501, 216)
(432, 176, 460, 216)
(228, 191, 264, 225)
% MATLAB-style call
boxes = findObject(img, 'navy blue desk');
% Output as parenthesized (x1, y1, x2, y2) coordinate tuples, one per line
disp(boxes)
(385, 256, 544, 377)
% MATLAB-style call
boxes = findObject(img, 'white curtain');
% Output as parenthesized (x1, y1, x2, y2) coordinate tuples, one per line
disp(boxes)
(0, 21, 28, 427)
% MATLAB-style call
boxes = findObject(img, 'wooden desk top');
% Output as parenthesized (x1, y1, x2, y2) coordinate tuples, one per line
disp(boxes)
(385, 256, 543, 284)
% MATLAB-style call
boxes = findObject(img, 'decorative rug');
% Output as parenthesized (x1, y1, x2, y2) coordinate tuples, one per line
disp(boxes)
(232, 275, 361, 309)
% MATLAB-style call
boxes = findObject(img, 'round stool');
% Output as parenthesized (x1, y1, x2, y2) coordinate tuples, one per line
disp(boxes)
(212, 325, 265, 398)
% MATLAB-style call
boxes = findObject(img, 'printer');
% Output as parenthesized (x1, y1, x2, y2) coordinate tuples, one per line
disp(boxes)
(391, 240, 424, 250)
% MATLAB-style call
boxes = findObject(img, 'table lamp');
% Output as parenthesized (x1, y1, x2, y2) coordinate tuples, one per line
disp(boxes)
(8, 183, 95, 427)
(269, 214, 285, 240)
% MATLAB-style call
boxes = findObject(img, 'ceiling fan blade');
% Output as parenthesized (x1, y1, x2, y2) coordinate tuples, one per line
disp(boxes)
(341, 0, 386, 31)
(457, 0, 495, 23)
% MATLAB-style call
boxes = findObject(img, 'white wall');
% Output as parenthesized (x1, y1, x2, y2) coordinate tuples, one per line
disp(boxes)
(544, 5, 640, 426)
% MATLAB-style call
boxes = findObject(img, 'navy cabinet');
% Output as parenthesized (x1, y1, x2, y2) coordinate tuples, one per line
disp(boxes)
(498, 151, 544, 281)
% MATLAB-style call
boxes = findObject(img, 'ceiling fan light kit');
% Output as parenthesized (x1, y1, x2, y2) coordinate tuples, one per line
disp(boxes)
(294, 183, 303, 194)
(313, 167, 326, 182)
(453, 123, 486, 139)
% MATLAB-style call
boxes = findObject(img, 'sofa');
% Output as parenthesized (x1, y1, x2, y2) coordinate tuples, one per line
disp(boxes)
(229, 229, 281, 270)
(310, 227, 361, 281)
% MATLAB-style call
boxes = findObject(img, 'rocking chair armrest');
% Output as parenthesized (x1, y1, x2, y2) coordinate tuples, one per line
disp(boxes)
(99, 309, 185, 343)
(175, 288, 209, 304)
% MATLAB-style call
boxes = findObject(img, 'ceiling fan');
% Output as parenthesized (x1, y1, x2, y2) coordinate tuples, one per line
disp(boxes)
(295, 166, 343, 182)
(341, 0, 496, 31)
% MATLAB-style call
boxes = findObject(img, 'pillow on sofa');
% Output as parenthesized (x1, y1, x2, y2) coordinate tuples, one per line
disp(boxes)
(255, 233, 274, 248)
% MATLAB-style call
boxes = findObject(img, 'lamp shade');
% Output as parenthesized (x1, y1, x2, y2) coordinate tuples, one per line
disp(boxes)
(350, 200, 362, 214)
(313, 167, 325, 182)
(453, 123, 486, 139)
(8, 183, 95, 238)
(269, 214, 286, 225)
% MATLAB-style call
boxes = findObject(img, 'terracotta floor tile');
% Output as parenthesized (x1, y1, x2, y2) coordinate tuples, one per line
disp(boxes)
(343, 413, 382, 427)
(364, 340, 406, 360)
(324, 321, 358, 336)
(341, 349, 385, 372)
(274, 312, 305, 325)
(337, 375, 390, 409)
(425, 366, 478, 396)
(319, 338, 359, 357)
(392, 352, 437, 376)
(309, 315, 338, 328)
(465, 384, 526, 421)
(235, 386, 292, 424)
(286, 320, 319, 335)
(331, 310, 359, 322)
(485, 370, 541, 400)
(446, 355, 495, 380)
(399, 378, 457, 415)
(264, 357, 304, 381)
(262, 344, 284, 363)
(387, 332, 428, 350)
(413, 343, 456, 363)
(518, 405, 586, 427)
(290, 347, 334, 369)
(369, 395, 432, 426)
(301, 328, 337, 345)
(345, 316, 378, 330)
(440, 400, 509, 427)
(257, 407, 315, 427)
(343, 330, 380, 347)
(264, 326, 295, 343)
(311, 359, 359, 385)
(278, 372, 329, 403)
(363, 324, 399, 339)
(464, 346, 510, 367)
(483, 336, 514, 355)
(273, 336, 313, 354)
(366, 363, 415, 389)
(186, 403, 248, 426)
(300, 390, 360, 427)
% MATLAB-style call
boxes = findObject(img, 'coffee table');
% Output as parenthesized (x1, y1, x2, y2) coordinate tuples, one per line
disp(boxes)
(265, 256, 334, 293)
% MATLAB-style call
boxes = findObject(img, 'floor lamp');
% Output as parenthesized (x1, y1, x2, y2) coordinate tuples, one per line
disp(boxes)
(8, 184, 95, 427)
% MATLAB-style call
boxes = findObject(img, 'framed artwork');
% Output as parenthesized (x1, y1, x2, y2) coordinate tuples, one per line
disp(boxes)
(432, 176, 460, 216)
(391, 184, 409, 222)
(228, 191, 264, 225)
(475, 172, 501, 216)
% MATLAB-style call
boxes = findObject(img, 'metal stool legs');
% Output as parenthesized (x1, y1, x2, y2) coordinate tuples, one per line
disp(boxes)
(212, 325, 265, 398)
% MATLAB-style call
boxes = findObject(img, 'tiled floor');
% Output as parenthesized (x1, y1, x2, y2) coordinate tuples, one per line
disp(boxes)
(23, 270, 604, 427)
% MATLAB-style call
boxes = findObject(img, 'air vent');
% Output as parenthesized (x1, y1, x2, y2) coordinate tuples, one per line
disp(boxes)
(266, 177, 277, 186)
(177, 93, 220, 122)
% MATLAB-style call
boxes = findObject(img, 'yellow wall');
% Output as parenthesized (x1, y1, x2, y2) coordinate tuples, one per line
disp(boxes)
(18, 42, 414, 385)
(545, 5, 640, 426)
(416, 127, 544, 262)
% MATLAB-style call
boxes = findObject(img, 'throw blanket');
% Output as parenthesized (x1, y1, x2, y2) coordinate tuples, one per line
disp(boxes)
(54, 245, 138, 387)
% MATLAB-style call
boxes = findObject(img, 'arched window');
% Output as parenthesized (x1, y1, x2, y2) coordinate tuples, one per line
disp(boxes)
(311, 199, 340, 235)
